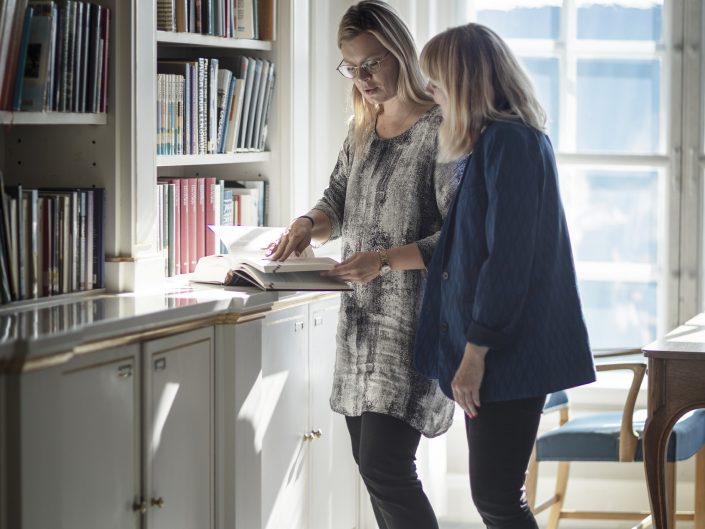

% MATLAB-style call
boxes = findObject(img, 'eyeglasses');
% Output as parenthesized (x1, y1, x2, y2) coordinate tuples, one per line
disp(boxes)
(336, 52, 391, 79)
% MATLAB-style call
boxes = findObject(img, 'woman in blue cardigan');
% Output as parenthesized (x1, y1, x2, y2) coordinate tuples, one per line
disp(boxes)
(415, 23, 596, 529)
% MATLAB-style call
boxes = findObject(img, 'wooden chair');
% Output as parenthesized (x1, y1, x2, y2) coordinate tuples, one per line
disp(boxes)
(525, 348, 705, 529)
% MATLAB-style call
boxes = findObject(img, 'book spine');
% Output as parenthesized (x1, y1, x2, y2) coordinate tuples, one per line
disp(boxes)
(180, 178, 189, 273)
(189, 177, 197, 271)
(204, 177, 216, 255)
(197, 57, 207, 155)
(197, 177, 205, 261)
(171, 179, 180, 275)
(85, 189, 93, 289)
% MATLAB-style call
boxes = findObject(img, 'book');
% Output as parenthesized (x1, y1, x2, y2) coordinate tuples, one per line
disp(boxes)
(11, 5, 34, 110)
(21, 2, 56, 111)
(191, 226, 350, 291)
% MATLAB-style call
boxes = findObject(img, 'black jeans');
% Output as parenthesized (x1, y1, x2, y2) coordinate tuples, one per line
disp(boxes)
(346, 412, 439, 529)
(465, 395, 545, 529)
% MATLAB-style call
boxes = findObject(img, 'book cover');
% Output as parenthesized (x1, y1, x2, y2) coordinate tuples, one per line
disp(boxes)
(243, 58, 262, 150)
(215, 68, 232, 153)
(1, 0, 29, 110)
(180, 177, 189, 273)
(236, 57, 255, 150)
(224, 77, 244, 153)
(250, 59, 269, 150)
(191, 226, 350, 292)
(204, 177, 217, 255)
(257, 0, 274, 41)
(258, 61, 275, 150)
(21, 2, 56, 111)
(235, 0, 254, 39)
(11, 5, 34, 111)
(99, 4, 109, 112)
(207, 57, 218, 153)
(188, 177, 197, 270)
(196, 176, 205, 262)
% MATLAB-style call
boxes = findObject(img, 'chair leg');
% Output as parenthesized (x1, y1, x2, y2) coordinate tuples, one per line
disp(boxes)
(526, 446, 538, 511)
(546, 461, 569, 529)
(666, 462, 676, 529)
(695, 445, 705, 529)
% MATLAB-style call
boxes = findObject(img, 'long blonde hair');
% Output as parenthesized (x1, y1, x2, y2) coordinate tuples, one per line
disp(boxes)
(338, 0, 431, 152)
(421, 23, 547, 162)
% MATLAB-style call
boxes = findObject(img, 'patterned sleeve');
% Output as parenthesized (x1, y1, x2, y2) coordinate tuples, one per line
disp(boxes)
(415, 157, 463, 265)
(312, 129, 353, 242)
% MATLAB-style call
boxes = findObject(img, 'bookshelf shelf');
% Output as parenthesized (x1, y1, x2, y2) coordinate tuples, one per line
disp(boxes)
(0, 112, 108, 126)
(156, 152, 272, 167)
(156, 30, 273, 51)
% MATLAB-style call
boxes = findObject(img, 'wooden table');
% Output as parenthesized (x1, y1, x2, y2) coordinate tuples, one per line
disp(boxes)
(642, 313, 705, 529)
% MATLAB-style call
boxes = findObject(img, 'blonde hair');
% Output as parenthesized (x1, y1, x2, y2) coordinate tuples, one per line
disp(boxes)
(421, 23, 547, 162)
(338, 0, 431, 152)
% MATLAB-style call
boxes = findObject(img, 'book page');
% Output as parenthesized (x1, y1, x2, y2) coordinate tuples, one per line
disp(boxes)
(208, 225, 338, 273)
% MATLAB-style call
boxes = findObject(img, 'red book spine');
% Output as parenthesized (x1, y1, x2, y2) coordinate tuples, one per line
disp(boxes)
(188, 178, 197, 271)
(196, 177, 205, 261)
(170, 179, 181, 276)
(180, 178, 190, 273)
(204, 177, 216, 255)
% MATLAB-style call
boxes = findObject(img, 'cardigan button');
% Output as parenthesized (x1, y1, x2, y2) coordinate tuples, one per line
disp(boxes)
(442, 272, 449, 280)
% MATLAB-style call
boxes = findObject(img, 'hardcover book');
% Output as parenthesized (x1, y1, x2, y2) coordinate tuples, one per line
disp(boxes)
(191, 225, 350, 291)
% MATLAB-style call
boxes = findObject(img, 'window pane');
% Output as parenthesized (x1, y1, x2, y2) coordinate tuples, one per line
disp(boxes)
(577, 1, 663, 41)
(520, 57, 560, 146)
(560, 169, 659, 263)
(578, 280, 657, 348)
(577, 59, 661, 153)
(477, 2, 560, 40)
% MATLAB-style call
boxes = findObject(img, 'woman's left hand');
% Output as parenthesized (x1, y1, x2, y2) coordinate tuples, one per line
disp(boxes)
(322, 251, 381, 284)
(451, 342, 489, 418)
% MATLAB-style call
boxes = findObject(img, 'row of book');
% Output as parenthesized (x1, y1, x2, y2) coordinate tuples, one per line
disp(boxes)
(0, 0, 111, 112)
(157, 56, 274, 155)
(156, 177, 267, 277)
(157, 0, 275, 41)
(0, 176, 106, 305)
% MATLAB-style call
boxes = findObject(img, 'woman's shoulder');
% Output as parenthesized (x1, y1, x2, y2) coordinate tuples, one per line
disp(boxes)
(480, 120, 548, 152)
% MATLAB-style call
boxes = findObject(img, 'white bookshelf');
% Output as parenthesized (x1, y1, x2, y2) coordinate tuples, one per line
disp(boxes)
(157, 151, 271, 167)
(0, 111, 108, 126)
(156, 30, 273, 50)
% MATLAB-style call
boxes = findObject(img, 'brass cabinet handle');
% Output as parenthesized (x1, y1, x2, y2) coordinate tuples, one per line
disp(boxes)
(151, 497, 165, 509)
(132, 500, 148, 514)
(303, 429, 323, 442)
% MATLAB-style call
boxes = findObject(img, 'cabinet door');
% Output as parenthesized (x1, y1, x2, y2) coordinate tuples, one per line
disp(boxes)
(261, 305, 309, 529)
(308, 296, 359, 529)
(144, 326, 214, 529)
(19, 345, 140, 529)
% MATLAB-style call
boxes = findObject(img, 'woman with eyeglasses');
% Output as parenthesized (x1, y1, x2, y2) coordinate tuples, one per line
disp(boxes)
(267, 1, 456, 528)
(414, 24, 596, 529)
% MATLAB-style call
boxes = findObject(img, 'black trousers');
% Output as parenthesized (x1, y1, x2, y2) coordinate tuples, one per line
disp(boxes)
(345, 412, 439, 529)
(465, 395, 545, 529)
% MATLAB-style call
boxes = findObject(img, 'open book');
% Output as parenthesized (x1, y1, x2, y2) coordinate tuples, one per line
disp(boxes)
(191, 226, 351, 291)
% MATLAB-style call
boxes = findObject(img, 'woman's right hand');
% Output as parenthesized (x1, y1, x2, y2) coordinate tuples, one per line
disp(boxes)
(266, 218, 313, 261)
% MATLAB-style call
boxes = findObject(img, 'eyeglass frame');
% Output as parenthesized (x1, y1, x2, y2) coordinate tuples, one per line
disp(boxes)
(336, 51, 392, 79)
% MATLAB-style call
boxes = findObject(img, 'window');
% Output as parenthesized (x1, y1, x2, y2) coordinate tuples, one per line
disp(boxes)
(462, 0, 673, 348)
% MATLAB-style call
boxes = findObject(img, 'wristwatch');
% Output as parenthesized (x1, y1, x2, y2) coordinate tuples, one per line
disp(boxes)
(377, 249, 392, 276)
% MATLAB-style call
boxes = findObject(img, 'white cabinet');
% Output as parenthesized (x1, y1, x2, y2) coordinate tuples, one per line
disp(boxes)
(219, 295, 359, 529)
(10, 325, 215, 529)
(308, 298, 359, 529)
(19, 344, 140, 529)
(143, 326, 215, 529)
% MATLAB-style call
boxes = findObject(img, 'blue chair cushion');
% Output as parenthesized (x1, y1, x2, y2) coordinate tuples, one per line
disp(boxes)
(544, 391, 569, 413)
(537, 409, 705, 463)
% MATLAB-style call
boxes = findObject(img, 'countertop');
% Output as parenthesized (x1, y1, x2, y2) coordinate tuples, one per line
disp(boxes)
(0, 277, 337, 372)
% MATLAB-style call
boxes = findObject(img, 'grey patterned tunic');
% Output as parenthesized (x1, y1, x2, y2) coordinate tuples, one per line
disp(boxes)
(314, 106, 458, 437)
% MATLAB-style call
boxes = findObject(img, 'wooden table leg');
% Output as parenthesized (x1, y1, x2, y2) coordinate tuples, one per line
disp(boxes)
(643, 407, 673, 529)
